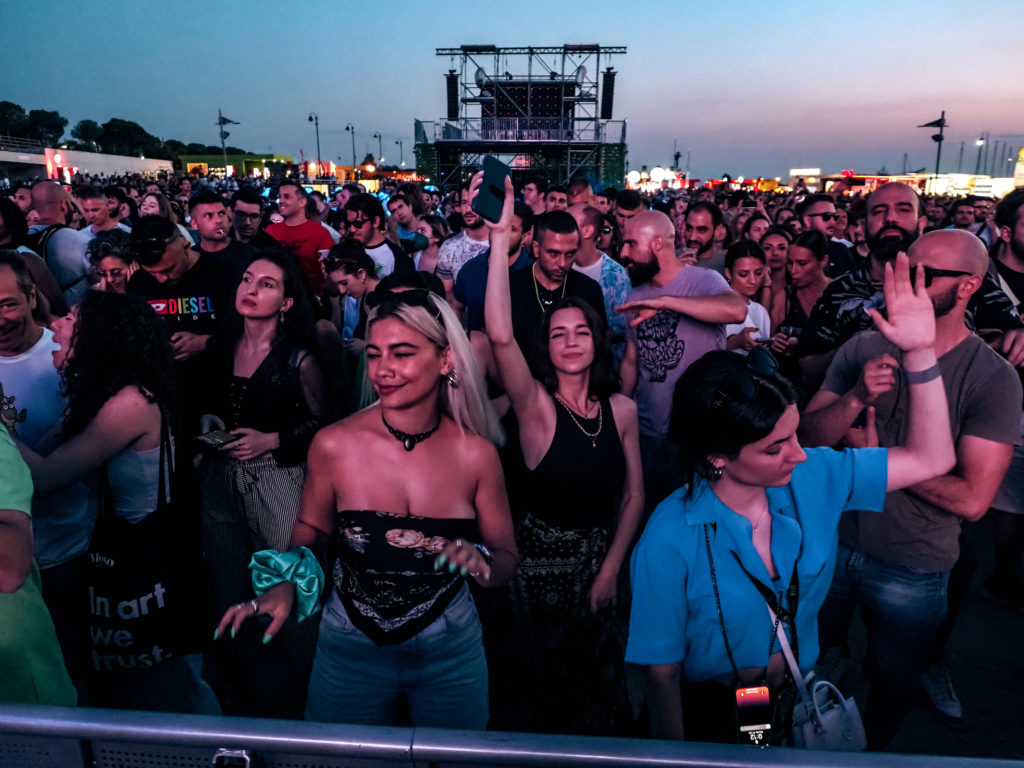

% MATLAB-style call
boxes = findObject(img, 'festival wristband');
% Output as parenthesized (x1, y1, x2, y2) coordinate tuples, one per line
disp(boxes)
(249, 546, 323, 622)
(904, 364, 941, 385)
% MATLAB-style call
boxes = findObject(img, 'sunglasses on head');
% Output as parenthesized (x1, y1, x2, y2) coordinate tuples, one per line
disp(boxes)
(914, 265, 972, 287)
(133, 233, 179, 260)
(364, 287, 443, 320)
(705, 346, 779, 410)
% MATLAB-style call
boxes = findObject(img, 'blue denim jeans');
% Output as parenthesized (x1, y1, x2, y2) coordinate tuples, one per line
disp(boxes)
(305, 584, 489, 729)
(818, 543, 949, 749)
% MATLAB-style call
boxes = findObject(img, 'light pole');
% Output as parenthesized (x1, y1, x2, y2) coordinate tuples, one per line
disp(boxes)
(395, 139, 404, 167)
(345, 124, 356, 167)
(372, 132, 384, 164)
(307, 113, 321, 178)
(974, 135, 985, 175)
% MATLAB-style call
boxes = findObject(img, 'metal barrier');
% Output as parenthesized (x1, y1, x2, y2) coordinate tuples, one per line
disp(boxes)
(0, 135, 44, 153)
(0, 705, 1021, 768)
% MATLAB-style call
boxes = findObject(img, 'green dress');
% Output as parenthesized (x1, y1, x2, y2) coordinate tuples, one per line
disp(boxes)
(0, 428, 76, 706)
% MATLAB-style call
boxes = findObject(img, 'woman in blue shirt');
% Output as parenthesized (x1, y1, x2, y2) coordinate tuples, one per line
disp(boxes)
(626, 253, 956, 743)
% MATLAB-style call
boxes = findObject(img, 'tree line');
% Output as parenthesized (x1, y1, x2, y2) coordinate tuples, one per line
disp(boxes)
(0, 101, 251, 166)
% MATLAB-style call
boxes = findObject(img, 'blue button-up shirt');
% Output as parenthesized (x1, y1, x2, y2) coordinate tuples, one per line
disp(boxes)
(627, 447, 887, 681)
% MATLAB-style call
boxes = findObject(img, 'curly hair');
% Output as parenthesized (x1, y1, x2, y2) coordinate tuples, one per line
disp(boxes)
(60, 291, 177, 437)
(529, 297, 620, 399)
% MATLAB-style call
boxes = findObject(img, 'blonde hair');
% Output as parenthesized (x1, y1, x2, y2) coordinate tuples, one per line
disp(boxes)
(361, 292, 504, 446)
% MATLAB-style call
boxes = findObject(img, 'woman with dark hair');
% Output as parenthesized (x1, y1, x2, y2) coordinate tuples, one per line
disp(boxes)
(86, 229, 135, 293)
(218, 285, 517, 729)
(758, 226, 792, 329)
(723, 241, 771, 353)
(626, 253, 956, 744)
(741, 212, 771, 243)
(479, 173, 644, 734)
(414, 214, 451, 274)
(598, 212, 622, 263)
(769, 230, 830, 355)
(201, 248, 329, 716)
(15, 290, 219, 714)
(322, 241, 382, 354)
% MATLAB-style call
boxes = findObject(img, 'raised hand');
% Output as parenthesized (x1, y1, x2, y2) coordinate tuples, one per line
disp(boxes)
(866, 252, 935, 353)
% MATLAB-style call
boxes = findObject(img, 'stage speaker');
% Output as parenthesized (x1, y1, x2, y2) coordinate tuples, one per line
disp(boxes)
(446, 70, 459, 120)
(600, 69, 616, 120)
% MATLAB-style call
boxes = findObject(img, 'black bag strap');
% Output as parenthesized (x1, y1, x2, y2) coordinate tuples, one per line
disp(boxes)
(731, 552, 800, 663)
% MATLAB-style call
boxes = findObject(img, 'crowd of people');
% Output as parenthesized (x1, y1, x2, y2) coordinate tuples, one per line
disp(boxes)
(1, 164, 1022, 752)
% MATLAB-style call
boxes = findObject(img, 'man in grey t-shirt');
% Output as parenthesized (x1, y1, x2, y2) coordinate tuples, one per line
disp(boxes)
(617, 210, 747, 507)
(801, 230, 1022, 747)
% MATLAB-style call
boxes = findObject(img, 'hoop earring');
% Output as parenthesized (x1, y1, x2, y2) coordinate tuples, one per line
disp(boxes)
(446, 369, 460, 389)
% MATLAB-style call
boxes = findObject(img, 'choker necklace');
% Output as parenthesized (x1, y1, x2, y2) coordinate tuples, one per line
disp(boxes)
(381, 413, 441, 451)
(554, 394, 602, 447)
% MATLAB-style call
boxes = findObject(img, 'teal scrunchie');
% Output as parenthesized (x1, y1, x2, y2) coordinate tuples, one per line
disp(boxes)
(249, 546, 324, 622)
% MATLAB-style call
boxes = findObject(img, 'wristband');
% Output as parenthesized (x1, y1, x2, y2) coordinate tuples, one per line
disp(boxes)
(250, 546, 324, 622)
(904, 364, 941, 384)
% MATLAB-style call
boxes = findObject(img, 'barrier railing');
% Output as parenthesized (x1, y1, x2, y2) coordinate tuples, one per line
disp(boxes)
(0, 705, 1020, 768)
(0, 135, 44, 153)
(422, 118, 626, 144)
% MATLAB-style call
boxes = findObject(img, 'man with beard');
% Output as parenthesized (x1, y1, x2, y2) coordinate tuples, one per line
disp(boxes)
(506, 210, 606, 352)
(229, 188, 277, 248)
(801, 230, 1021, 748)
(615, 210, 746, 507)
(453, 200, 534, 333)
(797, 193, 856, 278)
(799, 182, 1024, 387)
(684, 200, 726, 274)
(436, 180, 490, 303)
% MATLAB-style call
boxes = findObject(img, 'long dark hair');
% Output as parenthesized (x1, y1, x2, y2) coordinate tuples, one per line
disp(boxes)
(61, 291, 177, 437)
(529, 297, 619, 399)
(214, 248, 318, 352)
(669, 349, 797, 499)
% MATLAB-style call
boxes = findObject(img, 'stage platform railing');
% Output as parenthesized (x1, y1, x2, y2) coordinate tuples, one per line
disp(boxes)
(1, 704, 1022, 768)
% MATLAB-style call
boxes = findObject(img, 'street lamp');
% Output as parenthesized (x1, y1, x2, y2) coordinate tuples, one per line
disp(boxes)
(307, 113, 321, 178)
(395, 139, 404, 167)
(372, 132, 384, 164)
(974, 135, 985, 175)
(344, 124, 356, 167)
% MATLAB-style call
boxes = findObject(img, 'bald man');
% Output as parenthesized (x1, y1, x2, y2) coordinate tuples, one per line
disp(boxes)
(26, 181, 91, 305)
(615, 210, 746, 506)
(801, 230, 1022, 747)
(799, 182, 1024, 388)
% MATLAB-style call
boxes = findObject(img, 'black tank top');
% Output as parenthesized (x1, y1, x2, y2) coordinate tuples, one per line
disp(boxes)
(522, 397, 626, 530)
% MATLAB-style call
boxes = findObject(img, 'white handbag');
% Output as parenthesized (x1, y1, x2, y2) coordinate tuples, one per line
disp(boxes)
(768, 606, 867, 751)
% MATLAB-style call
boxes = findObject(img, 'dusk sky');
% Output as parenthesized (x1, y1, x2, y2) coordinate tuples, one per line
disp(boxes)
(6, 0, 1023, 180)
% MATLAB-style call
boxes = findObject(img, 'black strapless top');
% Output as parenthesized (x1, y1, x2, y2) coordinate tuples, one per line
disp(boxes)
(332, 509, 479, 646)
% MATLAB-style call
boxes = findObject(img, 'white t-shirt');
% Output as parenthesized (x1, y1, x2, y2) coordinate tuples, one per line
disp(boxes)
(0, 328, 95, 567)
(726, 300, 772, 355)
(571, 256, 603, 283)
(366, 241, 397, 277)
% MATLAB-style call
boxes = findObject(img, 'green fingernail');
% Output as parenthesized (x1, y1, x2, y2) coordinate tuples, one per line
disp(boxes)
(213, 629, 219, 641)
(262, 634, 273, 645)
(448, 561, 457, 573)
(460, 566, 468, 577)
(230, 627, 236, 639)
(438, 554, 447, 566)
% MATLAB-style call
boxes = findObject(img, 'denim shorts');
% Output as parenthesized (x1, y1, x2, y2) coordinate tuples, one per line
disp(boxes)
(305, 584, 489, 728)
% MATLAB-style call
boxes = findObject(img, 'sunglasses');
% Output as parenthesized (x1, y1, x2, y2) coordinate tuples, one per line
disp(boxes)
(705, 346, 779, 409)
(806, 212, 838, 222)
(132, 233, 179, 259)
(346, 217, 371, 228)
(364, 287, 443, 320)
(913, 265, 972, 287)
(601, 225, 614, 235)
